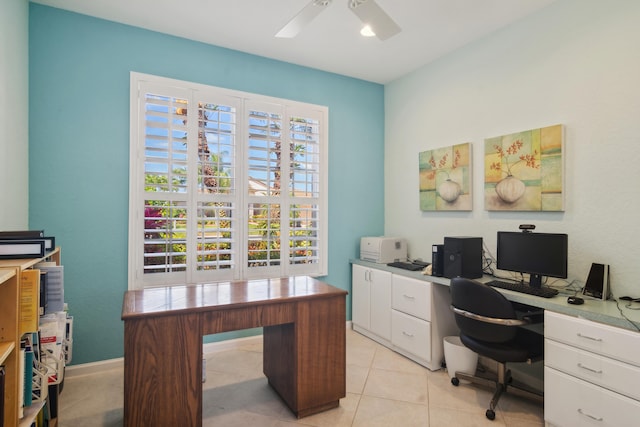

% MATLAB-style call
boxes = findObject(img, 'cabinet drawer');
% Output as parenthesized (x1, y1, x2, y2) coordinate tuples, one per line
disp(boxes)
(545, 311, 640, 367)
(546, 339, 640, 401)
(391, 310, 431, 361)
(545, 367, 640, 426)
(392, 275, 431, 321)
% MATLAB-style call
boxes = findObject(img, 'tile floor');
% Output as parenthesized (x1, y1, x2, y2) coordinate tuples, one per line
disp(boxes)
(58, 328, 544, 426)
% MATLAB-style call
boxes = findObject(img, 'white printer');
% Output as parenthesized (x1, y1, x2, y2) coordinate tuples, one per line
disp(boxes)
(360, 237, 408, 264)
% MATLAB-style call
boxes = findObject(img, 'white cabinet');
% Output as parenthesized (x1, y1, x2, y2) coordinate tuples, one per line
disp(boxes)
(544, 311, 640, 426)
(352, 264, 458, 371)
(352, 264, 392, 342)
(391, 310, 431, 361)
(391, 274, 457, 370)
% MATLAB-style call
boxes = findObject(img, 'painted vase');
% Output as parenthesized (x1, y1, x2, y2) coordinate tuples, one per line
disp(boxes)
(495, 175, 525, 203)
(438, 179, 461, 202)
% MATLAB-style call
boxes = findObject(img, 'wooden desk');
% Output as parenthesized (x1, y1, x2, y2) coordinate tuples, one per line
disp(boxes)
(121, 276, 347, 427)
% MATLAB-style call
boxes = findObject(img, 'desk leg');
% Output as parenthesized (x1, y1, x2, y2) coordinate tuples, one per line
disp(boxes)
(264, 295, 346, 418)
(124, 313, 202, 427)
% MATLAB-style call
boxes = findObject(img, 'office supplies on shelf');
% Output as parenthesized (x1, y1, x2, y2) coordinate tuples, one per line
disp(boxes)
(0, 230, 44, 239)
(22, 342, 33, 408)
(0, 247, 64, 426)
(0, 240, 45, 259)
(39, 271, 48, 316)
(486, 279, 558, 298)
(39, 312, 67, 385)
(19, 269, 40, 335)
(36, 263, 64, 314)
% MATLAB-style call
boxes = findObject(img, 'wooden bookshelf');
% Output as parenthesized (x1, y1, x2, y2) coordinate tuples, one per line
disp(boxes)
(0, 248, 61, 426)
(0, 267, 19, 427)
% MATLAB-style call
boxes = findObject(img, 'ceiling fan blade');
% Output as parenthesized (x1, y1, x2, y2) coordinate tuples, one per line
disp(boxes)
(349, 0, 401, 41)
(276, 0, 333, 38)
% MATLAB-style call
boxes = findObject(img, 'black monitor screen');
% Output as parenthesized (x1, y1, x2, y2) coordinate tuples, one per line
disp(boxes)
(496, 231, 568, 287)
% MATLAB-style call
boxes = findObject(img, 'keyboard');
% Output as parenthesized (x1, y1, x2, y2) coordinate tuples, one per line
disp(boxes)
(387, 261, 425, 271)
(486, 279, 559, 298)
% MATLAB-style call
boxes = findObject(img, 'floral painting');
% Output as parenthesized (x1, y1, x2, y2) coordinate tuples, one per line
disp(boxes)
(419, 143, 472, 211)
(484, 124, 564, 211)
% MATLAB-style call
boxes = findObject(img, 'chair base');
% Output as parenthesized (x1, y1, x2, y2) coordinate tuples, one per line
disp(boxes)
(451, 362, 543, 421)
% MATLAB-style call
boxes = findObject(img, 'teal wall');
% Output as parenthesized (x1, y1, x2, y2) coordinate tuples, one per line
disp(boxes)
(29, 4, 385, 364)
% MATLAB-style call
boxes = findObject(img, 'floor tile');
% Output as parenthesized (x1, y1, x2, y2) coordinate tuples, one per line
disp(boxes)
(58, 328, 544, 426)
(351, 395, 429, 427)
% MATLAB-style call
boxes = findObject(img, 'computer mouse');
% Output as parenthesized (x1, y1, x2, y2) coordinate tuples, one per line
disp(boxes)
(567, 296, 584, 305)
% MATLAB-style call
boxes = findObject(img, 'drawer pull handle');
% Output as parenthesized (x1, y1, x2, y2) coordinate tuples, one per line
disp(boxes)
(402, 331, 414, 338)
(577, 333, 603, 342)
(577, 363, 603, 374)
(578, 408, 603, 422)
(403, 294, 415, 300)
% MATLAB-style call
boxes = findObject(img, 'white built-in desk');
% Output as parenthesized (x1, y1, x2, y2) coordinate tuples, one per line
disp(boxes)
(351, 259, 640, 426)
(351, 259, 640, 331)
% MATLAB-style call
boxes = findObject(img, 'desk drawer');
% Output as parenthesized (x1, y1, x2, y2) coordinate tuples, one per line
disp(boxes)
(391, 310, 431, 361)
(546, 339, 640, 401)
(545, 367, 640, 427)
(545, 311, 640, 367)
(392, 275, 431, 321)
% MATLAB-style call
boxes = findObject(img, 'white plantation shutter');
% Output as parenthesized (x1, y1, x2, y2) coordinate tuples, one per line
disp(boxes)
(286, 112, 323, 275)
(190, 94, 240, 285)
(129, 73, 327, 289)
(137, 86, 191, 286)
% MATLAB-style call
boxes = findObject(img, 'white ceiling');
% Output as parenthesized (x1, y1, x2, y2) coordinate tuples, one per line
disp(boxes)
(31, 0, 557, 84)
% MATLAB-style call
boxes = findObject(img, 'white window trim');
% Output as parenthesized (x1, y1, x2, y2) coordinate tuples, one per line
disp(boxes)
(128, 72, 328, 290)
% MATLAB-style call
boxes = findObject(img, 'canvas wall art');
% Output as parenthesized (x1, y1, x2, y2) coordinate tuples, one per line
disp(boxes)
(484, 124, 564, 211)
(419, 143, 472, 211)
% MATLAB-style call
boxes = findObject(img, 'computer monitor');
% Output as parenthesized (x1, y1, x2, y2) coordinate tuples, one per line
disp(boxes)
(496, 231, 568, 288)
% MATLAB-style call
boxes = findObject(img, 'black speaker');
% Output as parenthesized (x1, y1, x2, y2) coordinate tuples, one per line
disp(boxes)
(431, 244, 444, 277)
(583, 263, 610, 300)
(443, 237, 483, 279)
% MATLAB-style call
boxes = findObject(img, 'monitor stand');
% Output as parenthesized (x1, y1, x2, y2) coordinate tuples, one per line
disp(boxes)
(529, 274, 543, 288)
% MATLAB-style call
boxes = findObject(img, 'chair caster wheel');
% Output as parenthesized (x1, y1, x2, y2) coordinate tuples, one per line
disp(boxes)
(486, 409, 495, 420)
(451, 377, 459, 386)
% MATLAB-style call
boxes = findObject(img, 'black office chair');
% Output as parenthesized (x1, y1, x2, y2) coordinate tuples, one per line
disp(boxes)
(449, 277, 544, 420)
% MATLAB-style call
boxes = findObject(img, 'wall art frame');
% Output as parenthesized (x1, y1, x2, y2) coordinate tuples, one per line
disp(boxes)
(484, 124, 564, 211)
(419, 142, 472, 211)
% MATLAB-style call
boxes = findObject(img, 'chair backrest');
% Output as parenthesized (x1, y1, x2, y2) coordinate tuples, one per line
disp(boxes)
(450, 277, 518, 343)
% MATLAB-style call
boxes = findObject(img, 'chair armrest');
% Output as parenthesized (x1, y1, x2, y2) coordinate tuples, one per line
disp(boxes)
(450, 305, 530, 326)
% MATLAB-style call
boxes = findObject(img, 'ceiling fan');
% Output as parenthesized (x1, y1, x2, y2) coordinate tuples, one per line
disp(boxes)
(276, 0, 401, 41)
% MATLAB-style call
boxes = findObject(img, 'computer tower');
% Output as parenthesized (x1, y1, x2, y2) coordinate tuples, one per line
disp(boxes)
(431, 244, 444, 277)
(444, 237, 483, 279)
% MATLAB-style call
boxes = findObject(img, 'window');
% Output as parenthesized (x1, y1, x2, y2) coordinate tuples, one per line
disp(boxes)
(128, 73, 328, 289)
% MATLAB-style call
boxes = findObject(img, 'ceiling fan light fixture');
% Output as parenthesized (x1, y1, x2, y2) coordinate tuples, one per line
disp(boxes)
(275, 0, 333, 38)
(349, 0, 401, 41)
(276, 0, 399, 40)
(360, 25, 376, 37)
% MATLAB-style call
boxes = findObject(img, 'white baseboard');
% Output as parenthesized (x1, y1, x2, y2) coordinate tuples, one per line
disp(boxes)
(66, 322, 353, 379)
(65, 335, 263, 379)
(65, 357, 124, 378)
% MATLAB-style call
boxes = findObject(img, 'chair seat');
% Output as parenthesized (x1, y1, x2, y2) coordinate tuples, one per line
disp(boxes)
(460, 327, 544, 363)
(450, 277, 545, 420)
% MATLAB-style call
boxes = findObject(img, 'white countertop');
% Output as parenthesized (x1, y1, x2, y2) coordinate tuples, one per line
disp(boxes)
(351, 259, 640, 332)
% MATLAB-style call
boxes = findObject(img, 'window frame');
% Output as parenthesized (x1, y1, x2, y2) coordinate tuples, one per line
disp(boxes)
(128, 72, 328, 289)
